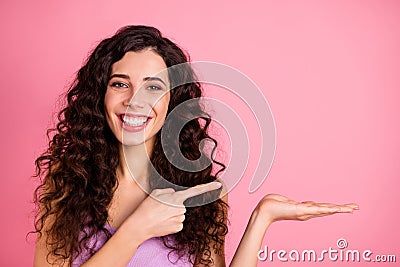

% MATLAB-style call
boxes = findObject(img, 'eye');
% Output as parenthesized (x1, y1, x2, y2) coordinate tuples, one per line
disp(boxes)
(147, 85, 163, 91)
(111, 82, 128, 88)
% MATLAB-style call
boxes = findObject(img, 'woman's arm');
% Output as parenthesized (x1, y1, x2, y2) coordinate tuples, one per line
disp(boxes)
(229, 208, 270, 267)
(33, 196, 169, 267)
(78, 222, 146, 267)
(34, 182, 222, 267)
(229, 194, 359, 267)
(33, 217, 146, 267)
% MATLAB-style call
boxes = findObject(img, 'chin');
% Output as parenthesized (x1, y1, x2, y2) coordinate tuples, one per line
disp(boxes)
(121, 132, 155, 147)
(121, 136, 146, 146)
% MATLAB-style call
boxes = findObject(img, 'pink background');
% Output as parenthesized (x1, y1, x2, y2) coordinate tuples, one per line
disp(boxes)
(1, 0, 399, 266)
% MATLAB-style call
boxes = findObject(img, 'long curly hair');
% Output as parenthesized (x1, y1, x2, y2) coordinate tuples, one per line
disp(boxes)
(33, 25, 228, 266)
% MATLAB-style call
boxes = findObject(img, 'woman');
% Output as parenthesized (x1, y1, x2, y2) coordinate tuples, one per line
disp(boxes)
(33, 25, 358, 267)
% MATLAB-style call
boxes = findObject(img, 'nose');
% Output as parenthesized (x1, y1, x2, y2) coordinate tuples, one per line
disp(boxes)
(123, 86, 146, 109)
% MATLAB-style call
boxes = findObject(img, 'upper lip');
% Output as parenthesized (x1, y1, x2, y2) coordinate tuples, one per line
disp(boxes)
(119, 113, 152, 119)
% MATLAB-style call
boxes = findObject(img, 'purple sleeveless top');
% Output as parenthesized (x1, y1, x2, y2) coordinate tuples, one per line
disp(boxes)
(71, 224, 193, 267)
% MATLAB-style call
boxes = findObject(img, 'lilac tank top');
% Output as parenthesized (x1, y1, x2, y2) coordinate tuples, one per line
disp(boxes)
(71, 224, 193, 267)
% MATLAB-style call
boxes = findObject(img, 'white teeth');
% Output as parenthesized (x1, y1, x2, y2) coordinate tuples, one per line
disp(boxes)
(122, 116, 148, 126)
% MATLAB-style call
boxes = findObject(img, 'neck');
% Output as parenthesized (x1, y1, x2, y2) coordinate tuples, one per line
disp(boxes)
(117, 139, 155, 191)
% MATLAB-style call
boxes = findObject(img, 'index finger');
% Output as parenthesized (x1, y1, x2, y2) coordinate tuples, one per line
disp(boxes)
(175, 182, 222, 202)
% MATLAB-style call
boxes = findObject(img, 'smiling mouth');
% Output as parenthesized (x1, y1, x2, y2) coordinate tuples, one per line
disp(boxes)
(120, 114, 151, 127)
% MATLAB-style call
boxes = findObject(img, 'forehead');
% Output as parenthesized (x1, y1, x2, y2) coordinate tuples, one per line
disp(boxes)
(111, 49, 169, 83)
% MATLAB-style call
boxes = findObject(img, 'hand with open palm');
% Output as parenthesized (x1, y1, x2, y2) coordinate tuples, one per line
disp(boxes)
(230, 194, 359, 267)
(255, 193, 359, 224)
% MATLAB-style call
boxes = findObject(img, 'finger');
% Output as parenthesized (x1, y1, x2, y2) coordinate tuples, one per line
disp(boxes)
(307, 204, 355, 214)
(175, 182, 222, 202)
(335, 206, 357, 213)
(325, 203, 359, 213)
(302, 206, 357, 220)
(299, 212, 337, 220)
(173, 207, 186, 216)
(313, 205, 342, 214)
(317, 203, 340, 207)
(173, 214, 185, 223)
(173, 223, 184, 233)
(344, 203, 360, 209)
(298, 204, 342, 215)
(315, 202, 359, 209)
(301, 201, 316, 205)
(314, 203, 343, 209)
(300, 201, 359, 211)
(151, 188, 176, 196)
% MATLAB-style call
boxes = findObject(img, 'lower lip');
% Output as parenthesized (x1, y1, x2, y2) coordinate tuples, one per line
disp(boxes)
(120, 117, 151, 132)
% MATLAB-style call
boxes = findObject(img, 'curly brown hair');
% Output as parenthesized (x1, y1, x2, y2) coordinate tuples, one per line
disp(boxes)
(33, 25, 228, 266)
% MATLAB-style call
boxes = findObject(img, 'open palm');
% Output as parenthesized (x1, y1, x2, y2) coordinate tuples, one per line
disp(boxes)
(256, 194, 359, 223)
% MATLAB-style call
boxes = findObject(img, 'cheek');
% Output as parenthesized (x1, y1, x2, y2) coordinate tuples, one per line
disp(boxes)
(104, 91, 120, 114)
(104, 92, 112, 113)
(103, 93, 120, 127)
(154, 95, 170, 121)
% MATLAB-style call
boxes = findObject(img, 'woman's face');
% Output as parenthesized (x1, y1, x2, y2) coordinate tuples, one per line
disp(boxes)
(104, 49, 170, 149)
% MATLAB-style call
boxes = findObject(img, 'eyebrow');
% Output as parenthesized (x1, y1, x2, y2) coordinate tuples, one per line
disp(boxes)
(109, 73, 167, 86)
